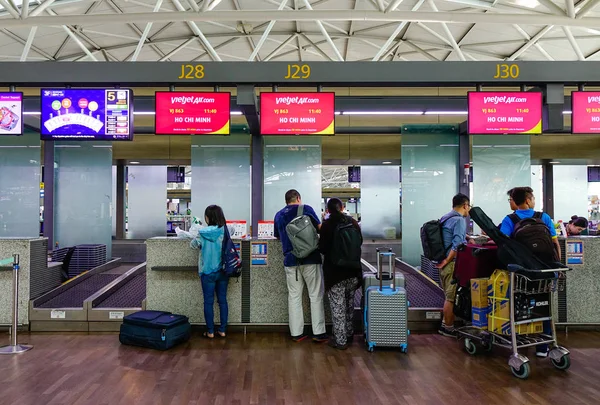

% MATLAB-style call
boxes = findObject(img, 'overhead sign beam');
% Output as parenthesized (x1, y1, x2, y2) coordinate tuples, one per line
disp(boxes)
(3, 61, 600, 86)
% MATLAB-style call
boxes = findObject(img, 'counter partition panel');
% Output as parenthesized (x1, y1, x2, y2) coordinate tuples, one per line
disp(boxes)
(0, 132, 41, 239)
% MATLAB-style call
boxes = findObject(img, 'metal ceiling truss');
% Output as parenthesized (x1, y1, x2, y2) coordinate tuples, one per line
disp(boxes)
(1, 0, 600, 63)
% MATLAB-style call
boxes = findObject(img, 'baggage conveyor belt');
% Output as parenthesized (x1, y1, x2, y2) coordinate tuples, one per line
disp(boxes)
(30, 259, 146, 332)
(360, 258, 444, 332)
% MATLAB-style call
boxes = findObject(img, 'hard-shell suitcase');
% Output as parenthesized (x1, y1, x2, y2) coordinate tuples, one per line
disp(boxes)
(453, 243, 498, 288)
(119, 310, 191, 350)
(364, 248, 409, 353)
(363, 247, 405, 291)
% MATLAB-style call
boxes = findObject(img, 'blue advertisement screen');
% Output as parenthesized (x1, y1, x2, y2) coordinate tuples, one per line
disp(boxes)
(41, 89, 133, 140)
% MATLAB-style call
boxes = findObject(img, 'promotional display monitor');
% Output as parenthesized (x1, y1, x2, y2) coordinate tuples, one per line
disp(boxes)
(468, 91, 542, 135)
(40, 89, 133, 140)
(572, 91, 600, 134)
(155, 92, 231, 135)
(0, 92, 23, 136)
(260, 92, 335, 135)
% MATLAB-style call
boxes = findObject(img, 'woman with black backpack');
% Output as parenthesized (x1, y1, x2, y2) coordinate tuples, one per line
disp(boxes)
(318, 198, 363, 350)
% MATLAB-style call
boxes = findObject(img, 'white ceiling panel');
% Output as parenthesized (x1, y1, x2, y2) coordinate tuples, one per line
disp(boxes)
(0, 0, 598, 62)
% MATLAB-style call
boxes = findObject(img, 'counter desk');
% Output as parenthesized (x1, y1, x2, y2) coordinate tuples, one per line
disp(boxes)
(146, 237, 330, 327)
(0, 237, 52, 326)
(558, 237, 600, 327)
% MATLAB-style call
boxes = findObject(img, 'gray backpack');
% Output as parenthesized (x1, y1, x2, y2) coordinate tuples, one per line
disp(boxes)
(285, 205, 319, 259)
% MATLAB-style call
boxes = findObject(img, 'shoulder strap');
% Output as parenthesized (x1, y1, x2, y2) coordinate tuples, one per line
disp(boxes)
(297, 204, 304, 217)
(533, 211, 543, 219)
(509, 213, 520, 225)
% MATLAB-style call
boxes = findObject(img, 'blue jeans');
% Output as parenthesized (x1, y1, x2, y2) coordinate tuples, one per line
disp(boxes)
(200, 271, 229, 334)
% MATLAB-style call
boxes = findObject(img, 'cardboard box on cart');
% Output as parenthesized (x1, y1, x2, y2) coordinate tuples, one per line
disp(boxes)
(470, 277, 491, 329)
(488, 269, 543, 335)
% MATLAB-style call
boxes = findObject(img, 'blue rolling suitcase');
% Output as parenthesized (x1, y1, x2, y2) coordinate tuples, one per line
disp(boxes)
(119, 310, 191, 350)
(364, 249, 409, 353)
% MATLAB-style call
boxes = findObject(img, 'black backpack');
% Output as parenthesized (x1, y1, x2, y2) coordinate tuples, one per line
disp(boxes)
(469, 207, 558, 271)
(330, 216, 362, 270)
(420, 217, 452, 262)
(509, 212, 559, 264)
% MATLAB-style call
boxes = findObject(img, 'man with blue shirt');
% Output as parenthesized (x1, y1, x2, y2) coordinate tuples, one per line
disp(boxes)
(436, 193, 471, 337)
(500, 186, 559, 358)
(274, 189, 328, 343)
(500, 187, 561, 262)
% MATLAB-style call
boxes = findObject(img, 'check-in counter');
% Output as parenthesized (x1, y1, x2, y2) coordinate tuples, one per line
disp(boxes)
(558, 237, 600, 326)
(0, 238, 50, 326)
(146, 237, 329, 326)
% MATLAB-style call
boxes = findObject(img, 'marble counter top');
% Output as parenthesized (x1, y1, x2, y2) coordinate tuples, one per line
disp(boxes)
(0, 238, 47, 325)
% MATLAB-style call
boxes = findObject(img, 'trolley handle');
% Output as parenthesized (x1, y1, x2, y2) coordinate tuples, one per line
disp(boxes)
(507, 264, 570, 273)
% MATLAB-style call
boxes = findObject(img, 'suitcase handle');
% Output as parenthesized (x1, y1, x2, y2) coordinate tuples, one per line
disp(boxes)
(376, 248, 396, 291)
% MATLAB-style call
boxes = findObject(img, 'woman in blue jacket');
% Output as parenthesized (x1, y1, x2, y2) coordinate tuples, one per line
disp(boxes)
(191, 205, 229, 339)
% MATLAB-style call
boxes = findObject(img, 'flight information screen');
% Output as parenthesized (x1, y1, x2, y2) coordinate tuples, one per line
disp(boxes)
(572, 91, 600, 134)
(41, 89, 133, 140)
(0, 92, 23, 136)
(155, 92, 230, 135)
(468, 92, 542, 135)
(260, 92, 335, 135)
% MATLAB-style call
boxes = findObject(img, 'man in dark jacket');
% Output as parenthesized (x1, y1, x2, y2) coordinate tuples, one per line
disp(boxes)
(319, 198, 362, 350)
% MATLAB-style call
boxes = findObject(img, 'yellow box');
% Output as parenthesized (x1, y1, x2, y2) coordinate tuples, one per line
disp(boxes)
(470, 278, 490, 309)
(515, 321, 544, 335)
(488, 270, 511, 334)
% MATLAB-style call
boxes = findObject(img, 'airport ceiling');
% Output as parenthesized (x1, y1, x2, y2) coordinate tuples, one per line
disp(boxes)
(1, 1, 600, 63)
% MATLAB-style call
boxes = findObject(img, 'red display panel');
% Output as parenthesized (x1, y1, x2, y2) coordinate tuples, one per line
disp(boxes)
(260, 92, 335, 135)
(468, 92, 542, 135)
(155, 92, 230, 135)
(572, 91, 600, 134)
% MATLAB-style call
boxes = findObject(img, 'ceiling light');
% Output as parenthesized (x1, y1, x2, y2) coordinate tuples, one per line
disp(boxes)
(343, 111, 423, 115)
(134, 111, 155, 115)
(563, 111, 572, 115)
(24, 111, 40, 115)
(382, 161, 392, 164)
(130, 161, 140, 164)
(424, 111, 468, 115)
(231, 111, 243, 115)
(514, 0, 539, 9)
(549, 161, 561, 164)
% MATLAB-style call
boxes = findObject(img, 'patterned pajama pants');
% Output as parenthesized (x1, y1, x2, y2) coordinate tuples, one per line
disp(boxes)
(327, 277, 359, 346)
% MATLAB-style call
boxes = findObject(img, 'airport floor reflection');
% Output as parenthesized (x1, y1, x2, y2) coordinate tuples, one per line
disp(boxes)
(0, 331, 599, 405)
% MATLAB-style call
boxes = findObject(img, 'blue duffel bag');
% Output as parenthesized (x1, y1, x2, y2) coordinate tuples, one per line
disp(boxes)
(119, 310, 191, 350)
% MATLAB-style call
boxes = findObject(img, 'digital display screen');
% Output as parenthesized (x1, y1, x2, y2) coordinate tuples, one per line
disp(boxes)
(155, 92, 230, 135)
(572, 91, 600, 134)
(41, 89, 133, 140)
(260, 92, 335, 135)
(0, 92, 23, 136)
(468, 92, 542, 135)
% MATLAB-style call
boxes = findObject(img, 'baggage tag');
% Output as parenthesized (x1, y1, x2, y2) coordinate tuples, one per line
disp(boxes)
(426, 311, 441, 320)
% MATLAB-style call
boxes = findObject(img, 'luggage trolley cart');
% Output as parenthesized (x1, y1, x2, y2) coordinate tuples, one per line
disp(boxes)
(457, 264, 571, 379)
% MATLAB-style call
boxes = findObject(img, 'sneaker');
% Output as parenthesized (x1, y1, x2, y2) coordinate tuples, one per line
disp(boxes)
(291, 334, 308, 342)
(327, 339, 348, 350)
(438, 326, 457, 338)
(312, 334, 329, 343)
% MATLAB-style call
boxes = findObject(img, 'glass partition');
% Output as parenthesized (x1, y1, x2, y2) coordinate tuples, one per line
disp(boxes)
(360, 166, 400, 239)
(127, 166, 167, 239)
(401, 128, 459, 266)
(54, 142, 112, 259)
(472, 135, 531, 228)
(0, 132, 41, 238)
(191, 136, 251, 227)
(263, 137, 322, 221)
(554, 165, 588, 223)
